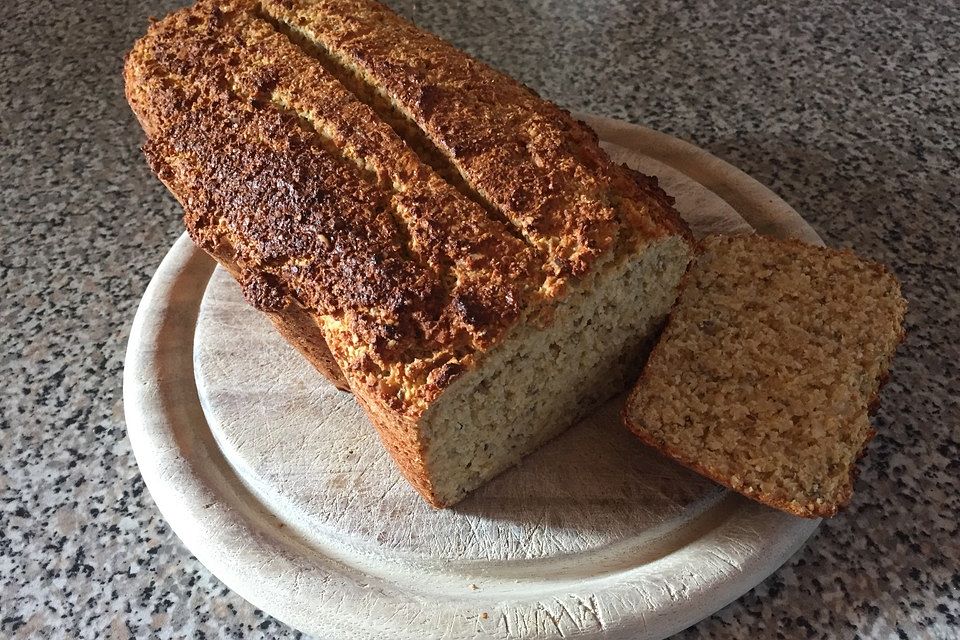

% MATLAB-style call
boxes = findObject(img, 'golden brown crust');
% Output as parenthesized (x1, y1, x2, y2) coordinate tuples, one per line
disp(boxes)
(260, 0, 689, 277)
(124, 0, 543, 411)
(622, 234, 906, 519)
(125, 0, 688, 412)
(125, 0, 690, 506)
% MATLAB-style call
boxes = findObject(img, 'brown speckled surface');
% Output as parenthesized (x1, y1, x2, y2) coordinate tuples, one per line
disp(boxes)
(1, 0, 957, 637)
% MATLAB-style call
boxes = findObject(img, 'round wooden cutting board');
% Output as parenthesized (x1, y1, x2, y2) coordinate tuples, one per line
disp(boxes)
(124, 115, 823, 640)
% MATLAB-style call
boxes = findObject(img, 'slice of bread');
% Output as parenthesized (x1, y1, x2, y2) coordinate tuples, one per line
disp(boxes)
(623, 234, 906, 518)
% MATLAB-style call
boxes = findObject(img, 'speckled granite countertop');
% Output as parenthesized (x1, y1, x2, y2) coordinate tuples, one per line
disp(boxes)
(2, 0, 957, 637)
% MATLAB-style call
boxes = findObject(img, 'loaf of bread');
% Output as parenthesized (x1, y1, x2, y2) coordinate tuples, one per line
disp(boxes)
(623, 235, 906, 517)
(125, 0, 693, 507)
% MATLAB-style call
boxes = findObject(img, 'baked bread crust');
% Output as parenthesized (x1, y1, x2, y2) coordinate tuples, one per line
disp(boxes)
(261, 0, 690, 277)
(125, 1, 542, 405)
(125, 0, 691, 505)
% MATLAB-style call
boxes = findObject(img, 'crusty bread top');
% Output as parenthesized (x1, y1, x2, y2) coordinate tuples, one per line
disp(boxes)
(623, 234, 906, 518)
(124, 0, 688, 416)
(262, 0, 689, 277)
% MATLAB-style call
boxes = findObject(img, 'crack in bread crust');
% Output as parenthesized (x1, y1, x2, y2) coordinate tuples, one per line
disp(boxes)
(257, 97, 423, 268)
(256, 8, 535, 251)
